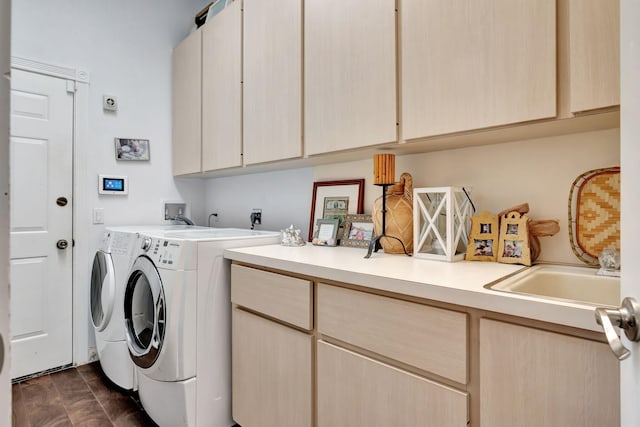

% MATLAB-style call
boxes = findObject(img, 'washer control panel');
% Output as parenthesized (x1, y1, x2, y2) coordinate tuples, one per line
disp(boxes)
(144, 237, 189, 270)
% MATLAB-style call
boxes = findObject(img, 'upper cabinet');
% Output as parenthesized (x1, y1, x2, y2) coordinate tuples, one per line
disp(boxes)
(243, 0, 303, 165)
(304, 0, 397, 156)
(202, 0, 243, 171)
(401, 0, 557, 141)
(567, 0, 620, 113)
(172, 0, 620, 177)
(172, 29, 202, 176)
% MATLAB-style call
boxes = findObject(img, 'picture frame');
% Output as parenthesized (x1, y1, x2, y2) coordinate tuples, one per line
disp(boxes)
(497, 211, 532, 266)
(339, 214, 374, 248)
(465, 211, 499, 262)
(308, 179, 365, 242)
(312, 218, 340, 247)
(114, 138, 150, 161)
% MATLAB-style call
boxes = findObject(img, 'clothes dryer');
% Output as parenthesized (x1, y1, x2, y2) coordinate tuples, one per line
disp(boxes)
(90, 229, 139, 390)
(90, 225, 206, 390)
(123, 228, 280, 426)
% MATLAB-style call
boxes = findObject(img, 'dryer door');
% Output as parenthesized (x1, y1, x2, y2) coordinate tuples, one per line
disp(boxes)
(124, 255, 166, 369)
(90, 251, 116, 331)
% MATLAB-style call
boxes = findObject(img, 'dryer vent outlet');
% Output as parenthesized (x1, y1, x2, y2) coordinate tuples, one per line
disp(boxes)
(164, 202, 187, 221)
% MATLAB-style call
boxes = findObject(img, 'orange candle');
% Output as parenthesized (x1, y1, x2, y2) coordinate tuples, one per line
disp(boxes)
(373, 153, 395, 185)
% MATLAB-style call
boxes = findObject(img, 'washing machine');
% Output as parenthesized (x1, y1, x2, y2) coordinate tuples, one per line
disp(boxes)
(123, 228, 280, 426)
(90, 225, 207, 390)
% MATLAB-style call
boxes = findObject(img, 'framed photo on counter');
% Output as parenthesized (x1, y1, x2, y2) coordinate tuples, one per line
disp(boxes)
(340, 214, 374, 248)
(308, 179, 364, 242)
(312, 218, 340, 246)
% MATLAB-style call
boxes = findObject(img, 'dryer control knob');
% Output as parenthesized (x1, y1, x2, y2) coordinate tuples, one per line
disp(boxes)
(141, 237, 152, 252)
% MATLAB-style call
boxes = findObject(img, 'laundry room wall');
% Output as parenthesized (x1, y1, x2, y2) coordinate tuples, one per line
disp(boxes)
(11, 0, 210, 227)
(11, 0, 211, 363)
(204, 167, 314, 235)
(204, 128, 619, 264)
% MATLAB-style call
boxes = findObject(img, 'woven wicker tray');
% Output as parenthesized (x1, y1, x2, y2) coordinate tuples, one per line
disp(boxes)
(568, 167, 620, 266)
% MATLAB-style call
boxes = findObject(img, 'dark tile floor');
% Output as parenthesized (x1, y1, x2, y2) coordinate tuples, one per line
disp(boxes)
(12, 362, 157, 426)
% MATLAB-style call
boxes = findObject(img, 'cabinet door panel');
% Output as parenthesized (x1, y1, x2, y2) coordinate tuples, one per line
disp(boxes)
(401, 0, 556, 140)
(480, 319, 619, 427)
(202, 1, 242, 171)
(243, 0, 302, 165)
(232, 308, 313, 427)
(317, 341, 468, 427)
(305, 0, 397, 155)
(569, 0, 620, 112)
(172, 29, 201, 176)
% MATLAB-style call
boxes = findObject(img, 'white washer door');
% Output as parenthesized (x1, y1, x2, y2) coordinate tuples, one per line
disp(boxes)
(124, 255, 165, 369)
(90, 251, 116, 332)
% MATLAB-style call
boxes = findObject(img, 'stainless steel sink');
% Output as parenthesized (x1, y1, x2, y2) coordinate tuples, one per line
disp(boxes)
(486, 264, 620, 307)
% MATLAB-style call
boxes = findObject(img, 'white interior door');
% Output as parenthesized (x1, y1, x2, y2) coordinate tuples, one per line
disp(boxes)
(1, 0, 11, 420)
(9, 68, 74, 379)
(620, 1, 640, 425)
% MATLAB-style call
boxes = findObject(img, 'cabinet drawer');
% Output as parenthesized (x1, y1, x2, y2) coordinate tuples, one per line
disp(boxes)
(317, 340, 468, 427)
(231, 264, 313, 330)
(317, 283, 468, 383)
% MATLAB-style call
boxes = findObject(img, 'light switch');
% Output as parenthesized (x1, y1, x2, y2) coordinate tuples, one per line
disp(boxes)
(93, 208, 104, 224)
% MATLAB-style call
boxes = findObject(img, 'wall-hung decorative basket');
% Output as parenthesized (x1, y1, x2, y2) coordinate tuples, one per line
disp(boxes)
(413, 187, 474, 262)
(568, 166, 620, 266)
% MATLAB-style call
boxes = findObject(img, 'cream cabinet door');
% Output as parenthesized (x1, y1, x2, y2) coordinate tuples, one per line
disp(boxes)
(304, 0, 397, 156)
(401, 0, 556, 140)
(172, 29, 202, 176)
(232, 308, 313, 427)
(568, 0, 620, 113)
(480, 319, 619, 427)
(202, 1, 242, 171)
(317, 341, 468, 427)
(243, 0, 302, 165)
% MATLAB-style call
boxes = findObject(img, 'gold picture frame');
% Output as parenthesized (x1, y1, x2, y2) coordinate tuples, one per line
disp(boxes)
(465, 211, 499, 262)
(497, 211, 532, 266)
(339, 214, 374, 248)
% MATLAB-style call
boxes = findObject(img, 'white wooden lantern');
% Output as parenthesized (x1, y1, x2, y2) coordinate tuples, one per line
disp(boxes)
(413, 187, 474, 261)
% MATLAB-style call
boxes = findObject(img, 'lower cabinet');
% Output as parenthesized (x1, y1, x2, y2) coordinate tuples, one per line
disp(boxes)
(231, 264, 619, 427)
(317, 340, 468, 427)
(231, 308, 313, 427)
(479, 318, 619, 427)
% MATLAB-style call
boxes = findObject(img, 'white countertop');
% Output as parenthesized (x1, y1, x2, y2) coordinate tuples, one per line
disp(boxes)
(224, 243, 604, 332)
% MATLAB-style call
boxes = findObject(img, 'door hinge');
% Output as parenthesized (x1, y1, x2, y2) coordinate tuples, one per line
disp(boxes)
(66, 80, 77, 93)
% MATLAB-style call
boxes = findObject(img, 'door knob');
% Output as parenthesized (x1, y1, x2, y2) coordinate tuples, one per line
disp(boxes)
(595, 297, 640, 360)
(56, 239, 69, 250)
(56, 196, 68, 207)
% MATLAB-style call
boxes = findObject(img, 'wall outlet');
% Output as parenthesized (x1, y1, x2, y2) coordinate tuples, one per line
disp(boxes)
(209, 211, 220, 225)
(164, 202, 187, 221)
(251, 208, 262, 227)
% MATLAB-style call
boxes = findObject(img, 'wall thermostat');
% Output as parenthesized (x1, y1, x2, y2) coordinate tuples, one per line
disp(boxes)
(98, 174, 128, 195)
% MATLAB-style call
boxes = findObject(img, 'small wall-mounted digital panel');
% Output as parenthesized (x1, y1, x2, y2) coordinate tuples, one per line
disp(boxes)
(98, 174, 128, 195)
